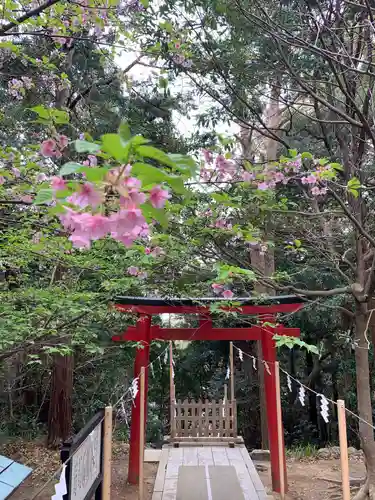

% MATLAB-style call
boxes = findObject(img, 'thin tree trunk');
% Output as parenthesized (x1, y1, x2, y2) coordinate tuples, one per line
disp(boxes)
(47, 353, 73, 447)
(355, 306, 375, 498)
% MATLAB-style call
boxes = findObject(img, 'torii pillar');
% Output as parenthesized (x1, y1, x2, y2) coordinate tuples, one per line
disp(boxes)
(127, 315, 151, 484)
(261, 322, 287, 492)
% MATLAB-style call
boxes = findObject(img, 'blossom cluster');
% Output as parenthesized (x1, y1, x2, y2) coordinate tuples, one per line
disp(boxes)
(8, 77, 34, 99)
(40, 135, 69, 159)
(50, 161, 171, 249)
(211, 283, 234, 299)
(200, 148, 335, 197)
(127, 266, 148, 279)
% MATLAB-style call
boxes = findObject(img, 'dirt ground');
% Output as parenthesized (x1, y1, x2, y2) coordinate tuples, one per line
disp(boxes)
(1, 441, 157, 500)
(0, 439, 366, 499)
(258, 456, 366, 500)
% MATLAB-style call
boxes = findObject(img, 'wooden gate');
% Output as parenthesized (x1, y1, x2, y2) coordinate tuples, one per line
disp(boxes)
(171, 399, 238, 442)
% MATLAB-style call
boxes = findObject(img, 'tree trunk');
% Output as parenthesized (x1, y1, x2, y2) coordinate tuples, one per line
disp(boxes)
(355, 306, 375, 498)
(47, 353, 73, 447)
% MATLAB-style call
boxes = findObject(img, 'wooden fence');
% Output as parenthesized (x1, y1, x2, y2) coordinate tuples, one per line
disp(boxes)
(171, 399, 237, 440)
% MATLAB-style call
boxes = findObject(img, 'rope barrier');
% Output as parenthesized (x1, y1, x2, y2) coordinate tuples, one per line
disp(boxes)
(232, 343, 375, 432)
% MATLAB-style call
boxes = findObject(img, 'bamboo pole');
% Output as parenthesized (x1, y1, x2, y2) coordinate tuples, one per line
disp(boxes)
(229, 342, 234, 401)
(102, 406, 113, 500)
(274, 362, 285, 499)
(139, 367, 145, 500)
(337, 399, 350, 500)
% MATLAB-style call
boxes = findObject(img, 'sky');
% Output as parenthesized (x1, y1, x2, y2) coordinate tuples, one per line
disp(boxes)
(115, 49, 236, 139)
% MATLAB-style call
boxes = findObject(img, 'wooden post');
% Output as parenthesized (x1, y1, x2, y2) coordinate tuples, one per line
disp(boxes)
(337, 400, 350, 500)
(229, 342, 234, 401)
(102, 406, 113, 500)
(139, 367, 145, 500)
(224, 383, 228, 402)
(274, 362, 285, 499)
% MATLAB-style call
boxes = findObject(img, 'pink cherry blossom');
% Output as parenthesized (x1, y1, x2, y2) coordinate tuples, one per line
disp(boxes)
(58, 135, 69, 149)
(145, 247, 151, 255)
(149, 185, 171, 208)
(306, 174, 316, 184)
(69, 233, 91, 249)
(0, 176, 5, 185)
(40, 139, 57, 157)
(319, 187, 328, 195)
(311, 186, 321, 196)
(36, 173, 48, 182)
(12, 167, 20, 178)
(20, 194, 33, 203)
(68, 182, 103, 208)
(257, 182, 269, 190)
(87, 154, 97, 166)
(242, 171, 254, 182)
(122, 164, 132, 176)
(202, 149, 213, 164)
(127, 266, 139, 276)
(120, 190, 147, 208)
(51, 176, 66, 191)
(223, 289, 234, 299)
(301, 177, 308, 185)
(212, 283, 223, 291)
(139, 223, 150, 238)
(151, 246, 163, 257)
(83, 214, 110, 240)
(215, 219, 227, 229)
(124, 177, 142, 189)
(275, 172, 285, 183)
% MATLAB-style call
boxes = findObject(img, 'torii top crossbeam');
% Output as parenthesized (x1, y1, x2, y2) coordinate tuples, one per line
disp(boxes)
(112, 294, 306, 494)
(113, 295, 305, 342)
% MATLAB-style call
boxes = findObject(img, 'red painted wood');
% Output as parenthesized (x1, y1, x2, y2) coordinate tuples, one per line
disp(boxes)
(114, 303, 304, 315)
(128, 315, 151, 485)
(112, 325, 300, 342)
(261, 322, 288, 493)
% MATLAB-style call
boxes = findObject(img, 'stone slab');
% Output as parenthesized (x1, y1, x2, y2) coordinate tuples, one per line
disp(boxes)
(209, 465, 244, 500)
(176, 466, 207, 500)
(145, 449, 162, 462)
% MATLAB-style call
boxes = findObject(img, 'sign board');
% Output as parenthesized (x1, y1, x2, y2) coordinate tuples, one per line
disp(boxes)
(61, 410, 104, 500)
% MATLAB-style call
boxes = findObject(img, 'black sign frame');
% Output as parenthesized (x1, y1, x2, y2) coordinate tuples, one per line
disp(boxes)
(61, 409, 105, 500)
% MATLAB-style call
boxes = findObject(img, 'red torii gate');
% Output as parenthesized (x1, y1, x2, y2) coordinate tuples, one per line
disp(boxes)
(112, 295, 305, 493)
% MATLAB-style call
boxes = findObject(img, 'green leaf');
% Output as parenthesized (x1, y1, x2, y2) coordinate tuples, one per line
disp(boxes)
(34, 188, 53, 205)
(159, 77, 168, 89)
(101, 134, 126, 161)
(142, 203, 168, 228)
(118, 121, 131, 142)
(136, 145, 175, 168)
(288, 149, 298, 158)
(75, 140, 101, 154)
(329, 162, 343, 171)
(294, 239, 301, 248)
(130, 135, 149, 147)
(29, 105, 50, 119)
(59, 162, 81, 176)
(78, 167, 107, 182)
(347, 177, 361, 197)
(52, 109, 69, 124)
(301, 152, 313, 160)
(132, 162, 168, 183)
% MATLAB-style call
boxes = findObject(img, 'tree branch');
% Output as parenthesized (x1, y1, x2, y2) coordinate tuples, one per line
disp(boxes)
(0, 0, 60, 35)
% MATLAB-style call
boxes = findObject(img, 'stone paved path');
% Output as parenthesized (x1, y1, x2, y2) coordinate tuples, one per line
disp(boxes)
(152, 445, 268, 500)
